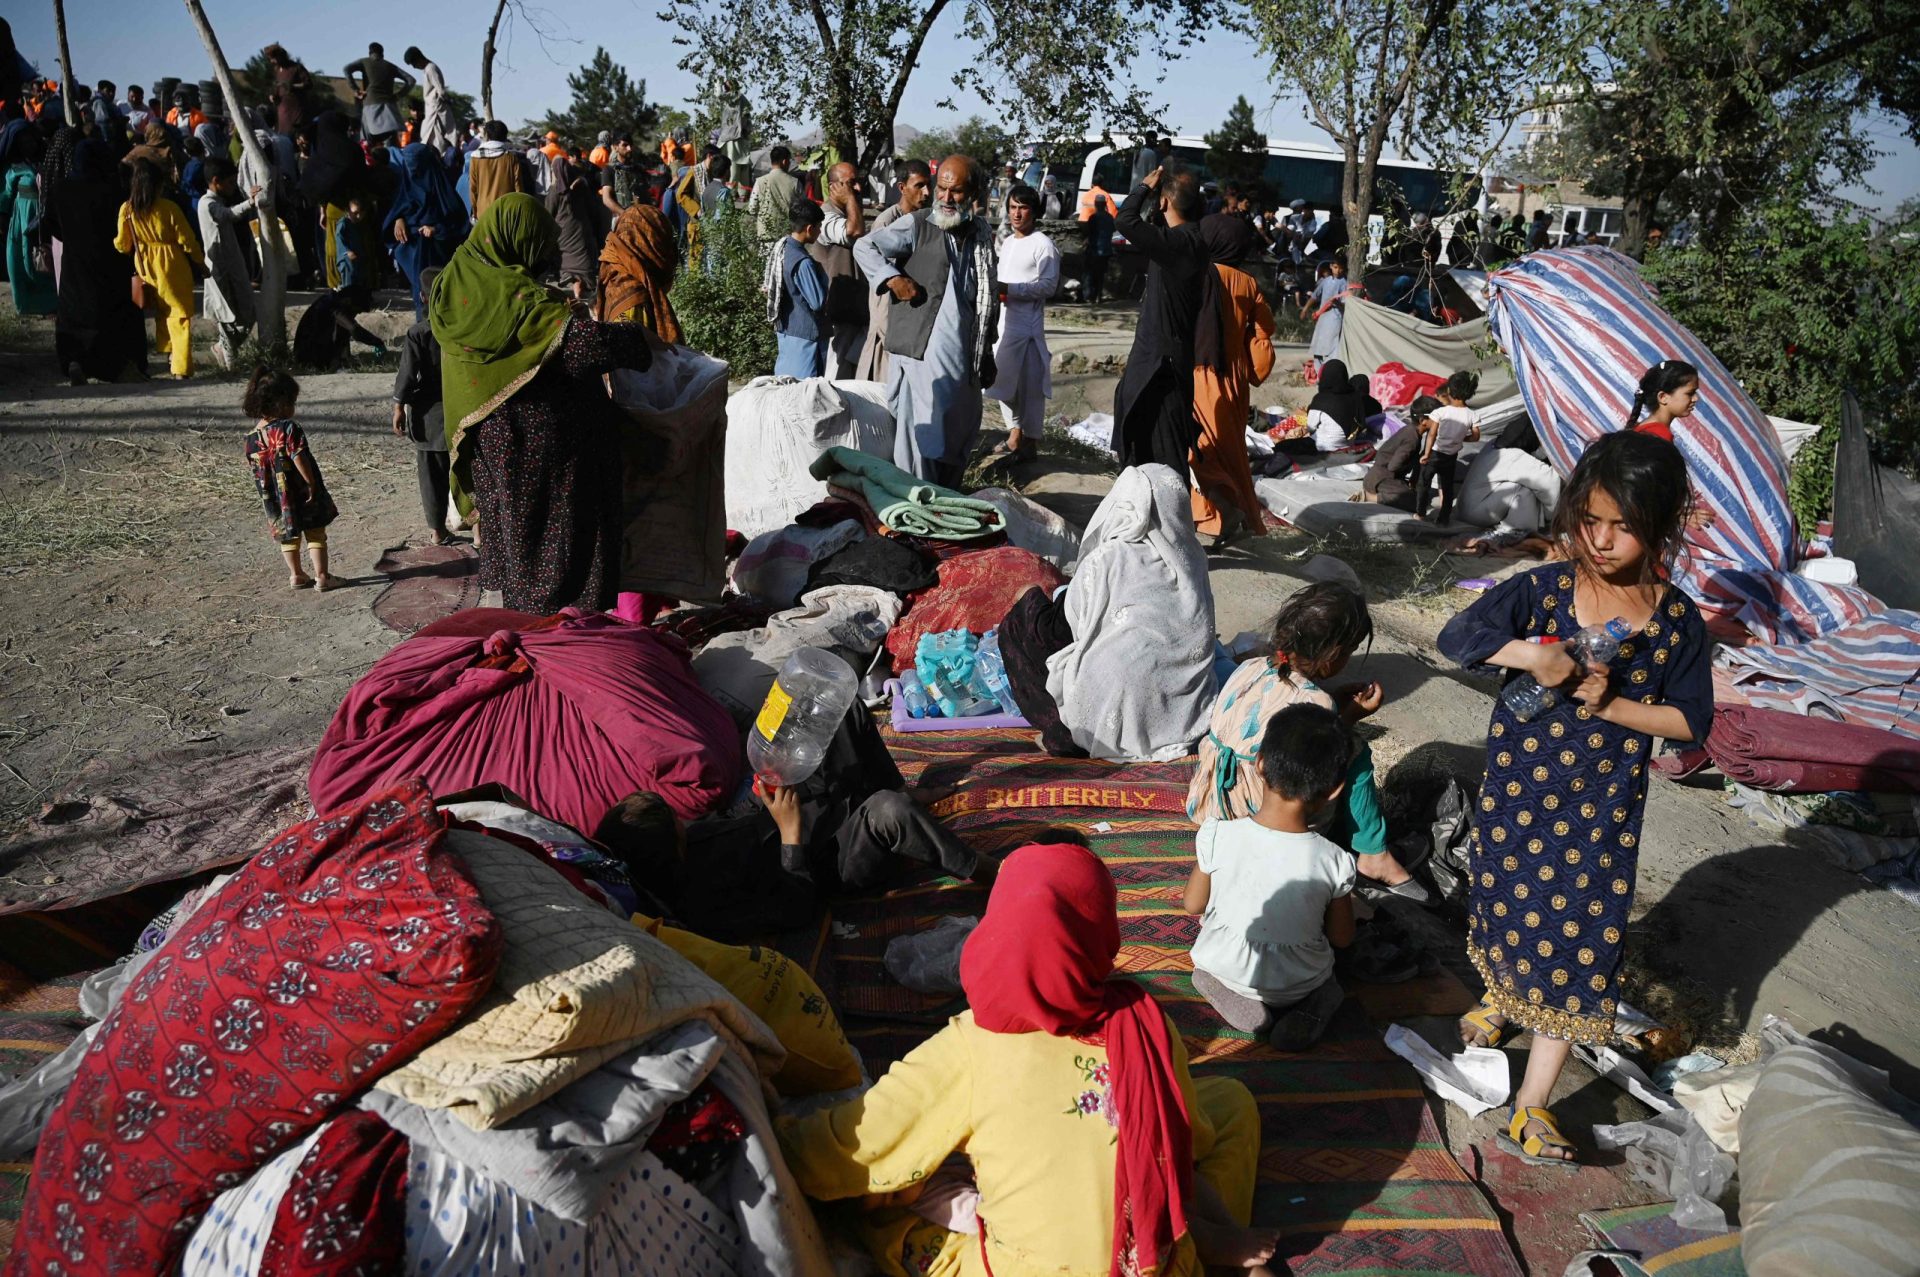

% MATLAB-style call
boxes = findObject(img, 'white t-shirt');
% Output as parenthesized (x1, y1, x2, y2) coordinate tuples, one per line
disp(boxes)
(1306, 409, 1349, 452)
(1427, 404, 1479, 456)
(1190, 817, 1356, 1004)
(995, 230, 1060, 341)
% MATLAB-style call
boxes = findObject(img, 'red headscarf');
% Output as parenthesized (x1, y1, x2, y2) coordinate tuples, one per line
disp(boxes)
(960, 842, 1194, 1277)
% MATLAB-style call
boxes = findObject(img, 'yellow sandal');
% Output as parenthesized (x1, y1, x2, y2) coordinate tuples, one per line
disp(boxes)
(1497, 1106, 1579, 1169)
(1458, 997, 1509, 1049)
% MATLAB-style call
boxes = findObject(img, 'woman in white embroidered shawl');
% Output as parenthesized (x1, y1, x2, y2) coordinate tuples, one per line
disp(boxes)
(1044, 464, 1219, 761)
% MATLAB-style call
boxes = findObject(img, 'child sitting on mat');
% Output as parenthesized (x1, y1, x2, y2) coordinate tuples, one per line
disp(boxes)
(1185, 702, 1356, 1050)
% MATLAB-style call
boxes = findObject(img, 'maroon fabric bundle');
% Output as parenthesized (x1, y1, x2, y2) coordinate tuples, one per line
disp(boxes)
(258, 1111, 412, 1277)
(1654, 704, 1920, 792)
(883, 545, 1067, 668)
(309, 609, 744, 830)
(6, 780, 501, 1277)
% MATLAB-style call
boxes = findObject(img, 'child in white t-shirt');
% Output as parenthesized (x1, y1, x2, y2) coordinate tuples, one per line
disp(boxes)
(1184, 702, 1357, 1050)
(1416, 370, 1482, 524)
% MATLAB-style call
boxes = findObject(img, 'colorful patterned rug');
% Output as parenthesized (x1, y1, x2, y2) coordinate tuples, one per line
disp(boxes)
(820, 725, 1524, 1277)
(1576, 1203, 1746, 1276)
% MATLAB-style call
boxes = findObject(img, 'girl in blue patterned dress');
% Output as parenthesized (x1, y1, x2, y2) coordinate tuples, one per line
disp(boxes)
(1437, 431, 1713, 1167)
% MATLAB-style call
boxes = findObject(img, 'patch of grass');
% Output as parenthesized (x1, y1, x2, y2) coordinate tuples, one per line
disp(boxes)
(1037, 422, 1120, 472)
(1273, 531, 1466, 611)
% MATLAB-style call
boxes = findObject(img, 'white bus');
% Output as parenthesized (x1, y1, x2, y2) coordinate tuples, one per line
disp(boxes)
(1058, 133, 1456, 223)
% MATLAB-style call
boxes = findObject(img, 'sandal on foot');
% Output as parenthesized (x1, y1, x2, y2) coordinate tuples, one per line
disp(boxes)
(1355, 872, 1433, 905)
(289, 574, 315, 590)
(1497, 1105, 1580, 1169)
(1459, 998, 1509, 1048)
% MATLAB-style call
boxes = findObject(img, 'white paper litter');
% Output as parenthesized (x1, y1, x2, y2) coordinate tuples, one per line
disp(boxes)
(1382, 1024, 1510, 1118)
(1061, 412, 1118, 455)
(1573, 1043, 1680, 1113)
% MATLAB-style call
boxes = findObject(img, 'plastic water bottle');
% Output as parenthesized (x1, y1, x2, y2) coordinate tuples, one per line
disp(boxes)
(1500, 618, 1634, 722)
(898, 669, 935, 719)
(970, 629, 1019, 715)
(747, 647, 858, 785)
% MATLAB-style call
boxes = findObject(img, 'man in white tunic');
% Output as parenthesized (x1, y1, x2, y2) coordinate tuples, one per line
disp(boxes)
(404, 47, 461, 156)
(198, 157, 259, 370)
(853, 155, 1002, 486)
(985, 183, 1058, 460)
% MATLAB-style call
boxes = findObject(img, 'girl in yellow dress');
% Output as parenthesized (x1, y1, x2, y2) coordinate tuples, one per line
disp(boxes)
(114, 158, 198, 378)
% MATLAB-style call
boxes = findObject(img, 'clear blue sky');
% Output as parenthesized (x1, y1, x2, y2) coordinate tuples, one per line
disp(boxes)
(14, 0, 1915, 213)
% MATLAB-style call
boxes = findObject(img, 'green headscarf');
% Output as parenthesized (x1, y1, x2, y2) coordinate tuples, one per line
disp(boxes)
(432, 193, 573, 503)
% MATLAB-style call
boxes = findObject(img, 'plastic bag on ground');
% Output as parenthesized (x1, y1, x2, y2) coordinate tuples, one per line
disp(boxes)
(1592, 1107, 1734, 1233)
(608, 342, 732, 600)
(883, 915, 980, 994)
(1426, 779, 1475, 905)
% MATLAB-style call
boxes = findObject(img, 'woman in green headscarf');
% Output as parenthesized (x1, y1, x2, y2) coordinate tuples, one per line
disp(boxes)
(432, 192, 652, 612)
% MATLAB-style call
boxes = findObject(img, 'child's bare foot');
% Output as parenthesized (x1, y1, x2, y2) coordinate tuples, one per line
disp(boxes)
(289, 573, 315, 590)
(1192, 1217, 1281, 1271)
(314, 573, 344, 592)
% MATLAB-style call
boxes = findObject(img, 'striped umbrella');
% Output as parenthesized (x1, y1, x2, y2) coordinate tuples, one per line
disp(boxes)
(1488, 247, 1918, 736)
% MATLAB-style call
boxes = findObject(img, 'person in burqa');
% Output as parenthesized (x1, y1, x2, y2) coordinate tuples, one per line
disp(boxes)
(1110, 164, 1208, 482)
(383, 141, 470, 319)
(1189, 213, 1275, 541)
(776, 838, 1278, 1277)
(42, 137, 148, 382)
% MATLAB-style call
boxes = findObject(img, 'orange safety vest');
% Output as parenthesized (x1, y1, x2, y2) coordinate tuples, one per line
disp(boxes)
(1077, 186, 1114, 222)
(589, 145, 610, 167)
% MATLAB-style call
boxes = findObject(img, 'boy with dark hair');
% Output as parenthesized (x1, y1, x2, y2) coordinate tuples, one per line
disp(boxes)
(1183, 702, 1357, 1049)
(392, 266, 455, 544)
(770, 199, 830, 377)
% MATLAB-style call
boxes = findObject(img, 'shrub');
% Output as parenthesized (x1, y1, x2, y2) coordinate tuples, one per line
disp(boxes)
(671, 201, 775, 380)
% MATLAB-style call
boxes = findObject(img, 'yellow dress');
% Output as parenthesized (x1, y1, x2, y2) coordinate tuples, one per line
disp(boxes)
(778, 1009, 1260, 1277)
(114, 199, 198, 377)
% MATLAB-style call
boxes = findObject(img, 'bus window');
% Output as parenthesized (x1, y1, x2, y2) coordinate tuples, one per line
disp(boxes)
(1092, 152, 1129, 193)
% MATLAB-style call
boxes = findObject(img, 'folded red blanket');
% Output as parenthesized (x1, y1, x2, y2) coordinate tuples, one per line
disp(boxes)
(1656, 704, 1920, 793)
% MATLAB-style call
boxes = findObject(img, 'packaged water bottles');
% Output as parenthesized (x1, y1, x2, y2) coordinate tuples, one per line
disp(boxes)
(1500, 618, 1634, 722)
(969, 629, 1020, 715)
(747, 647, 858, 785)
(897, 669, 935, 719)
(916, 629, 996, 718)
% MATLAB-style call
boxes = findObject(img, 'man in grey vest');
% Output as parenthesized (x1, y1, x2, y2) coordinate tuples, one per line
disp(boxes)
(854, 155, 1003, 485)
(813, 161, 870, 380)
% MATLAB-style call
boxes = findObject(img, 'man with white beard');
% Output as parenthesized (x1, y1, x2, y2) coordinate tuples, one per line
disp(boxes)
(853, 154, 1003, 485)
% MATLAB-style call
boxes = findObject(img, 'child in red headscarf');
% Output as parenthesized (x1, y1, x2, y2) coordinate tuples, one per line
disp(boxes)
(777, 836, 1277, 1277)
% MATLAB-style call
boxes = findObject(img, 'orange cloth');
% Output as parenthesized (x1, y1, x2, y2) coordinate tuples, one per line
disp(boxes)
(542, 141, 565, 160)
(595, 204, 682, 342)
(1190, 264, 1274, 536)
(588, 145, 610, 167)
(1077, 186, 1115, 222)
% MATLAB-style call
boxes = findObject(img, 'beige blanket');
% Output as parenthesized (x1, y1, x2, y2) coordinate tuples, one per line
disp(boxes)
(374, 830, 785, 1129)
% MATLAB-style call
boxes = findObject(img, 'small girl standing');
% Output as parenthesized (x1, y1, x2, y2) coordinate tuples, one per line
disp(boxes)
(1625, 358, 1715, 530)
(1185, 703, 1357, 1050)
(1416, 370, 1482, 524)
(1188, 581, 1427, 901)
(1305, 258, 1347, 371)
(1438, 430, 1712, 1167)
(243, 366, 340, 590)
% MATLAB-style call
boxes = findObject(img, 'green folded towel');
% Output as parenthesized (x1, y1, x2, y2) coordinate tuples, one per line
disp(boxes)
(808, 446, 1008, 539)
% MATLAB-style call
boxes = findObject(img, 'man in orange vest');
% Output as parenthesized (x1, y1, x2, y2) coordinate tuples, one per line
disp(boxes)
(542, 131, 566, 160)
(1076, 179, 1115, 222)
(588, 130, 611, 167)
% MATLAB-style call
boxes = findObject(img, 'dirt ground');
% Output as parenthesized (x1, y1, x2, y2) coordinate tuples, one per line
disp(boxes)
(3, 296, 1916, 1271)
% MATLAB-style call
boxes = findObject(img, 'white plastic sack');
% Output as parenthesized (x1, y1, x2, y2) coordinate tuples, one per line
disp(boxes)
(972, 487, 1082, 574)
(610, 343, 733, 600)
(1063, 412, 1118, 456)
(723, 377, 895, 537)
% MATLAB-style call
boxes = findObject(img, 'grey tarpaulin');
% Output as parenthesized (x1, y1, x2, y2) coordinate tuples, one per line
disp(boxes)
(1340, 297, 1516, 407)
(1832, 392, 1920, 611)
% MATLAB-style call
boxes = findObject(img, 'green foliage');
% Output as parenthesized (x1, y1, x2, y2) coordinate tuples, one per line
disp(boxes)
(1545, 0, 1920, 254)
(1248, 0, 1590, 279)
(1786, 423, 1840, 531)
(1204, 95, 1269, 201)
(903, 117, 1016, 176)
(670, 202, 774, 380)
(657, 0, 1221, 172)
(534, 48, 658, 147)
(406, 84, 478, 127)
(1643, 199, 1920, 522)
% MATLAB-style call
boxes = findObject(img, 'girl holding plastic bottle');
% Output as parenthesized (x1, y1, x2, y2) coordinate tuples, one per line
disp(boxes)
(1437, 431, 1713, 1168)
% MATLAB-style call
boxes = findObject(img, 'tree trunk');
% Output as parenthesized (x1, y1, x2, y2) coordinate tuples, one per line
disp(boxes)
(1618, 189, 1658, 260)
(482, 0, 508, 121)
(182, 0, 288, 351)
(51, 0, 77, 127)
(1344, 143, 1370, 285)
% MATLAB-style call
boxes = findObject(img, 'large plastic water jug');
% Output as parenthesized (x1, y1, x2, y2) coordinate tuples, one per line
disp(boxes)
(747, 647, 858, 785)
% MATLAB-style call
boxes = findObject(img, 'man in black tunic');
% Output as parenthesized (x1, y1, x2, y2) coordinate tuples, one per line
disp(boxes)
(1110, 165, 1207, 482)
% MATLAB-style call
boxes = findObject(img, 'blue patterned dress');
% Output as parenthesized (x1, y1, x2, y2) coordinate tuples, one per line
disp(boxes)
(1438, 564, 1713, 1043)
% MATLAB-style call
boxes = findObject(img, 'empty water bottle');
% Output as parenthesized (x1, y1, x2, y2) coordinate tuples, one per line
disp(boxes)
(747, 647, 858, 785)
(917, 629, 986, 718)
(898, 669, 935, 719)
(1500, 618, 1634, 722)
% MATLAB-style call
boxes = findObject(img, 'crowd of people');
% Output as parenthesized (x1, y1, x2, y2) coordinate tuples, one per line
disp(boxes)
(1, 19, 1735, 1254)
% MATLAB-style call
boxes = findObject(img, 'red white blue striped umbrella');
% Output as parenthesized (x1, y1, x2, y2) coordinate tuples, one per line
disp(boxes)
(1488, 247, 1918, 737)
